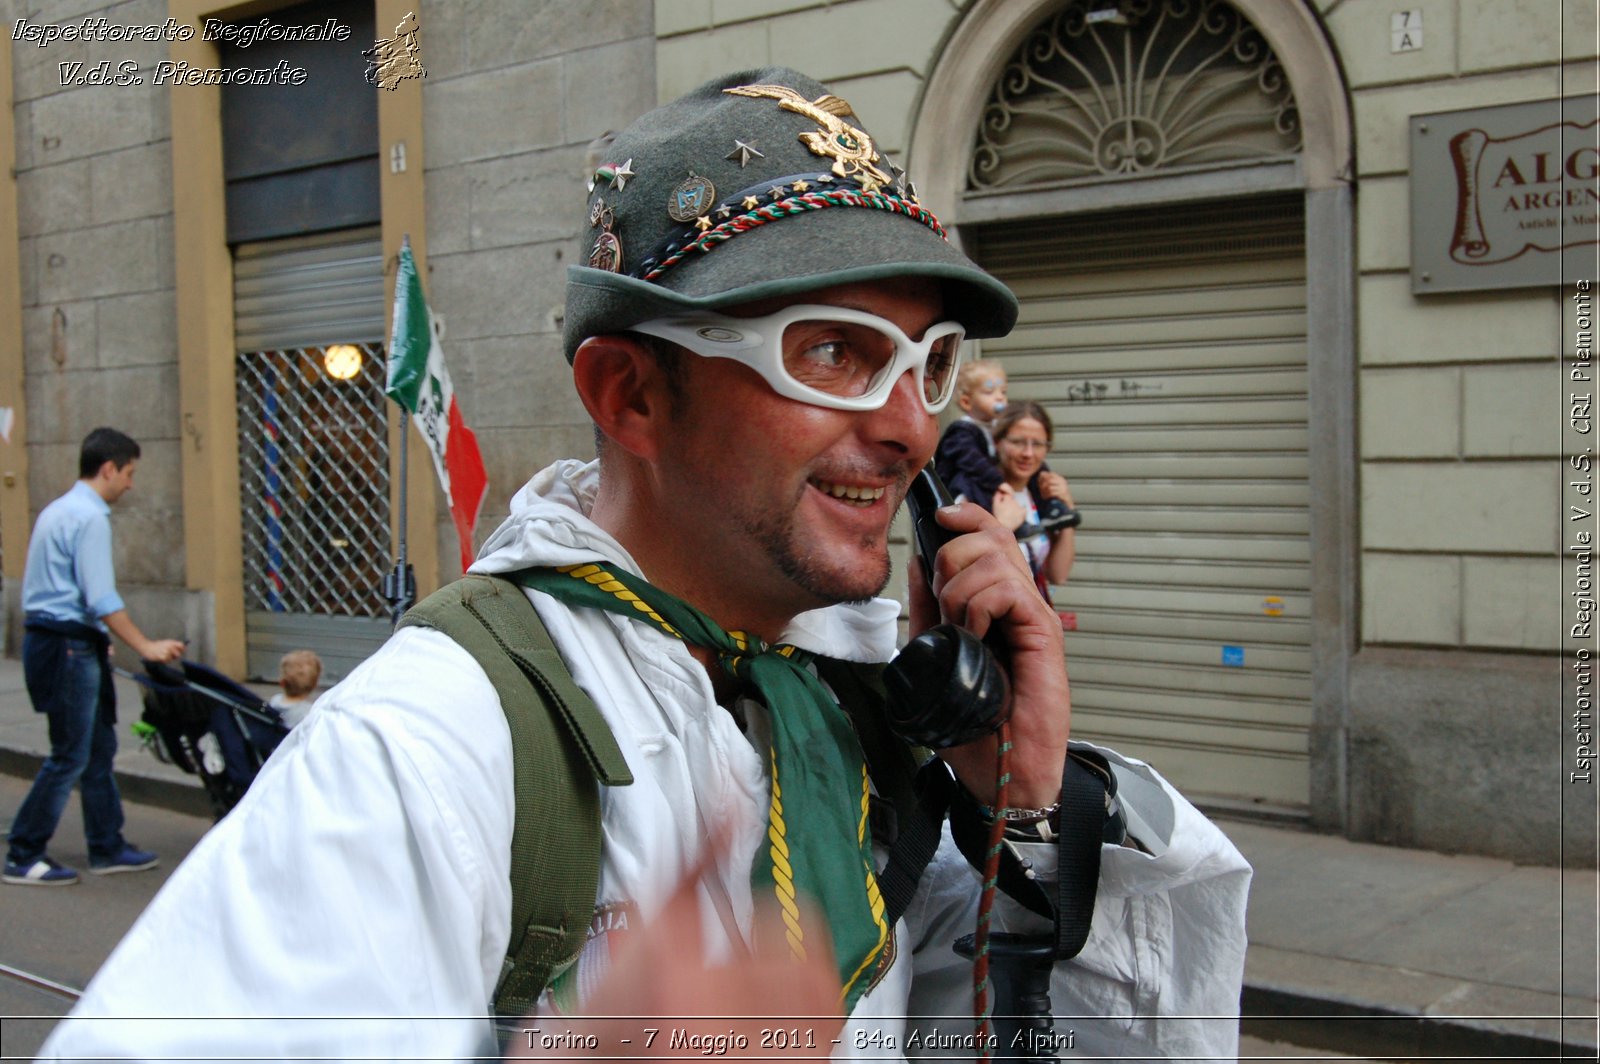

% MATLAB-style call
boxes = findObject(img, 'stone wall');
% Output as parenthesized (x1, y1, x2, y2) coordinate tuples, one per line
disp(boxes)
(1336, 0, 1589, 654)
(1347, 647, 1582, 864)
(418, 0, 657, 576)
(7, 0, 190, 665)
(656, 0, 949, 159)
(6, 0, 659, 647)
(1326, 0, 1596, 861)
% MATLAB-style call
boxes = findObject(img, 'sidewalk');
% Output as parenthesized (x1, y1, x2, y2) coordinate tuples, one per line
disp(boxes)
(0, 658, 224, 820)
(0, 655, 1594, 1057)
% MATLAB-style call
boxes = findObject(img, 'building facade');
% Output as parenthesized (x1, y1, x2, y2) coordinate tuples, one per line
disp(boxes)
(1, 0, 1594, 864)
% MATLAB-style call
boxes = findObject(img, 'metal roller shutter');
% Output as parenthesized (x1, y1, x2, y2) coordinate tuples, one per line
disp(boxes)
(233, 227, 386, 352)
(969, 194, 1310, 808)
(233, 228, 391, 682)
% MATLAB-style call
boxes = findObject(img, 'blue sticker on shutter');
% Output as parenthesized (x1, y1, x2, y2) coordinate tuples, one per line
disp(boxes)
(1221, 645, 1245, 667)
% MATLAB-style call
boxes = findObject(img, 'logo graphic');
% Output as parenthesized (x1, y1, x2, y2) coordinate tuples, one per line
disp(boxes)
(1447, 119, 1600, 266)
(364, 11, 424, 90)
(667, 175, 716, 223)
(549, 900, 640, 1012)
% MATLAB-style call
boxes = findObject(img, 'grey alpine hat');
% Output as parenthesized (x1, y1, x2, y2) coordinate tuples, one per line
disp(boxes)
(563, 67, 1018, 360)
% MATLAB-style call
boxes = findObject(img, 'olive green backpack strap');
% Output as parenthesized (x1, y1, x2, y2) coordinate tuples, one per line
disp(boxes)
(400, 573, 633, 1024)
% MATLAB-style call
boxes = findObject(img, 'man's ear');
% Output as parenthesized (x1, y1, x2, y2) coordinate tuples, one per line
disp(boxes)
(572, 335, 671, 462)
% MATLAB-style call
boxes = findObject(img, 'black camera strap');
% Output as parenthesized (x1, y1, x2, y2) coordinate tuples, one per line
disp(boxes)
(1051, 749, 1110, 958)
(947, 744, 1111, 960)
(875, 760, 955, 924)
(815, 656, 952, 929)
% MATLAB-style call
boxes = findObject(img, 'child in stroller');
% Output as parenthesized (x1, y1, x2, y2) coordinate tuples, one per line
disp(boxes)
(269, 649, 322, 728)
(135, 659, 290, 820)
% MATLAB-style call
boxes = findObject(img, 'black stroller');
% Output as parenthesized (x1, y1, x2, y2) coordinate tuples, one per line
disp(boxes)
(134, 659, 291, 820)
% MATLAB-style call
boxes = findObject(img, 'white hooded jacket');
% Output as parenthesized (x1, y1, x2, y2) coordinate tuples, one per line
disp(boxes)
(43, 459, 1250, 1062)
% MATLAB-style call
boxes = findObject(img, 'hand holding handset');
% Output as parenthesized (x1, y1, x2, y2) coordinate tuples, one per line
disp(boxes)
(881, 466, 1011, 749)
(889, 468, 1066, 1049)
(904, 463, 961, 587)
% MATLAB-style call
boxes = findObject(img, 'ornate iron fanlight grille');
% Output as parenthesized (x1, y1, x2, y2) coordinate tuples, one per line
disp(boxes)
(236, 343, 391, 617)
(969, 0, 1302, 191)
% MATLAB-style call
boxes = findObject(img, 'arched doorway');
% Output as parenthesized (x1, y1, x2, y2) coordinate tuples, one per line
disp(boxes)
(912, 0, 1355, 819)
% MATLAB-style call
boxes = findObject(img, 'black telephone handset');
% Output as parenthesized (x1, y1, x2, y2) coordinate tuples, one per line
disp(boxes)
(881, 466, 1011, 749)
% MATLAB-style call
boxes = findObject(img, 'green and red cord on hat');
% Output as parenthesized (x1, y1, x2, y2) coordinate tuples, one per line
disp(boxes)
(561, 66, 1019, 361)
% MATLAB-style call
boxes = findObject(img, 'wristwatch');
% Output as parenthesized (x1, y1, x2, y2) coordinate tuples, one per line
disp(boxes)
(999, 800, 1062, 843)
(990, 749, 1127, 846)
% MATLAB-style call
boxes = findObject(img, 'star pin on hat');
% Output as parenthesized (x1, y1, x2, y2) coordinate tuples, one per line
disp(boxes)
(564, 67, 1019, 360)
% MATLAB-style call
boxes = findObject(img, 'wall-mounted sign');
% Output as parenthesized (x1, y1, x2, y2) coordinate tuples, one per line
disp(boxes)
(1391, 10, 1422, 53)
(1411, 96, 1598, 293)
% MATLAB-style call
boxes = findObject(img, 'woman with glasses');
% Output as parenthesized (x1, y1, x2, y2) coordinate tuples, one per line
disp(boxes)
(991, 401, 1076, 594)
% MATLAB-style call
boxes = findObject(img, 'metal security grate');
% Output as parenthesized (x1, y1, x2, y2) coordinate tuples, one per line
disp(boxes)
(236, 344, 391, 617)
(969, 0, 1302, 191)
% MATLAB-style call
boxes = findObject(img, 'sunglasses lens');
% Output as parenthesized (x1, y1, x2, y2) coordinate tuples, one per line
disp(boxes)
(781, 319, 897, 399)
(778, 319, 967, 407)
(921, 330, 964, 407)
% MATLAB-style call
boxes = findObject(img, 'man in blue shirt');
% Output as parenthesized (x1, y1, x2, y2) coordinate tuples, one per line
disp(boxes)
(4, 428, 185, 886)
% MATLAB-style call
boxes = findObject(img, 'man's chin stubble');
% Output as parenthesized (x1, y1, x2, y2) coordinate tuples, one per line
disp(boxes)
(775, 534, 892, 607)
(747, 478, 905, 607)
(742, 499, 892, 606)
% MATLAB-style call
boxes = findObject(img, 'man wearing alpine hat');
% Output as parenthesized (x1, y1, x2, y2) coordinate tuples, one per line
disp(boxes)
(43, 69, 1249, 1061)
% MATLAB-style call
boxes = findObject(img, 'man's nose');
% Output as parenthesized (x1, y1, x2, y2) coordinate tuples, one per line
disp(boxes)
(862, 367, 937, 460)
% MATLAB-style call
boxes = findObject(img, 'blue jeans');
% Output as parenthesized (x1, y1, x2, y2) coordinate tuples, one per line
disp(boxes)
(6, 628, 126, 865)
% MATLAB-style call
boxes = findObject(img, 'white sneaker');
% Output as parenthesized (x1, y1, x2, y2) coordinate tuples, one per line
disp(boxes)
(3, 855, 80, 886)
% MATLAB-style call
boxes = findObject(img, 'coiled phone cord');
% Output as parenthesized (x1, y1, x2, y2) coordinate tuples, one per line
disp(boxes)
(972, 721, 1013, 1060)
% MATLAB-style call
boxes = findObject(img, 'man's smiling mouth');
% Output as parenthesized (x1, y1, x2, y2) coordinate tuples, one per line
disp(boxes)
(811, 479, 887, 507)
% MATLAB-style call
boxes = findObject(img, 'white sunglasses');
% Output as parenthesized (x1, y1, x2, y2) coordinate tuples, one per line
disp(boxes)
(630, 305, 967, 413)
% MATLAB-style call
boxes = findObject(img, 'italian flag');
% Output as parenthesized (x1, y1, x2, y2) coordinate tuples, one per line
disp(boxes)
(385, 239, 489, 571)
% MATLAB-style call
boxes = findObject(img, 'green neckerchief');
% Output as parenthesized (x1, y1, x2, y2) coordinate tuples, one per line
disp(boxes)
(510, 563, 889, 1010)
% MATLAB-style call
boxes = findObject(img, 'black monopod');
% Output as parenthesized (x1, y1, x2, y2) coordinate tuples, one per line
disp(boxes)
(955, 933, 1061, 1063)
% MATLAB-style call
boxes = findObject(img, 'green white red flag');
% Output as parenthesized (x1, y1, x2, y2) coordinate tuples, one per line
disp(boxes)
(385, 240, 488, 571)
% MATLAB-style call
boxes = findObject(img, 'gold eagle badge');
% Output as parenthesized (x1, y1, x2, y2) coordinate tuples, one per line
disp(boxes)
(724, 83, 894, 193)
